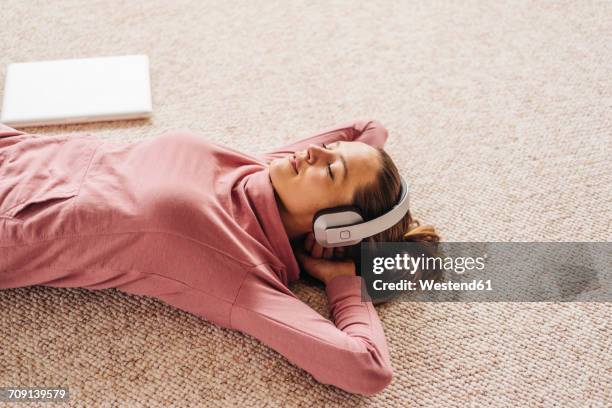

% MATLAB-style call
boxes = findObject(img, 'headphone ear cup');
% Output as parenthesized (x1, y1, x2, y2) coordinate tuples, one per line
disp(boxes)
(312, 205, 364, 229)
(312, 205, 365, 246)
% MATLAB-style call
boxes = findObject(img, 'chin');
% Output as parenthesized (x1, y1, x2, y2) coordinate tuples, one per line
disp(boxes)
(269, 159, 287, 189)
(270, 158, 295, 179)
(269, 158, 283, 178)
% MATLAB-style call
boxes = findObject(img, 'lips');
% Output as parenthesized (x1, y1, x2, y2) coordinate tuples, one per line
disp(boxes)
(289, 155, 298, 174)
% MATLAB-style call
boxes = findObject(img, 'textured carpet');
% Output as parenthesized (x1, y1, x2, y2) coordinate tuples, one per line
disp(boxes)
(1, 0, 610, 406)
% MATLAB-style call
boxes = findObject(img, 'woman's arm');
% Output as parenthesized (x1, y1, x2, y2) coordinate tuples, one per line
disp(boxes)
(259, 118, 389, 164)
(230, 266, 393, 396)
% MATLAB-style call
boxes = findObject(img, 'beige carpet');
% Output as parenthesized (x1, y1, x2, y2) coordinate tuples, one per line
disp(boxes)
(1, 0, 610, 406)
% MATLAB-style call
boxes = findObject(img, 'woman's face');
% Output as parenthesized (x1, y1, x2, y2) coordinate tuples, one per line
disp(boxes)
(269, 141, 381, 224)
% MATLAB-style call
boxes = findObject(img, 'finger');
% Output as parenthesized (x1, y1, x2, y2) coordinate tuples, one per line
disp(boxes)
(311, 242, 324, 258)
(305, 233, 315, 252)
(294, 247, 306, 264)
(295, 249, 315, 270)
(334, 246, 346, 259)
(323, 247, 334, 259)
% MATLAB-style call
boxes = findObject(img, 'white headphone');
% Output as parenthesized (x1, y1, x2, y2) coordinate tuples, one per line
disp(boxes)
(312, 176, 410, 247)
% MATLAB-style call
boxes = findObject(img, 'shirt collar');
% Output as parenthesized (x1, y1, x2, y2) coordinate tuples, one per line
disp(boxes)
(244, 167, 301, 284)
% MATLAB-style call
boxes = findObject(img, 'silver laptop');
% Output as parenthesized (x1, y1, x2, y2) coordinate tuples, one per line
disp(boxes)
(1, 54, 152, 128)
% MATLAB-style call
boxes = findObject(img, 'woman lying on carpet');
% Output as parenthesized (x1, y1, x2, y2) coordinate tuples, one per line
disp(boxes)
(0, 118, 440, 395)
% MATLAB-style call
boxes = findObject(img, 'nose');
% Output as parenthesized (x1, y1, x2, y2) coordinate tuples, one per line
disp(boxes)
(305, 144, 333, 164)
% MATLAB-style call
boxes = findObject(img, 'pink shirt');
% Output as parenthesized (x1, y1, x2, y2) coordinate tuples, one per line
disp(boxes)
(0, 119, 392, 395)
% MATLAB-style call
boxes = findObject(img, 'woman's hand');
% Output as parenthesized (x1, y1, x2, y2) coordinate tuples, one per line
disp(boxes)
(303, 232, 348, 260)
(294, 233, 356, 285)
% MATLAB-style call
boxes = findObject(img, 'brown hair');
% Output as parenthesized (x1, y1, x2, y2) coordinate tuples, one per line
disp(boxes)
(348, 148, 443, 302)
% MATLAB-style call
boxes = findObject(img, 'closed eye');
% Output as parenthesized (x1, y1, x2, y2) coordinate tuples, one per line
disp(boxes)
(321, 143, 334, 180)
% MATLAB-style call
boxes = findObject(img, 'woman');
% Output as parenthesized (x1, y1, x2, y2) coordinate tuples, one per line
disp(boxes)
(0, 118, 439, 395)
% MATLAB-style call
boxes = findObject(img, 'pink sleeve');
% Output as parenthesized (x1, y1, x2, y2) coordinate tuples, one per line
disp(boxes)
(0, 123, 26, 138)
(259, 118, 389, 164)
(231, 270, 393, 395)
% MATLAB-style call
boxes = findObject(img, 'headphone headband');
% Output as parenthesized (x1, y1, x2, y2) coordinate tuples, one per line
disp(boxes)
(312, 176, 410, 247)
